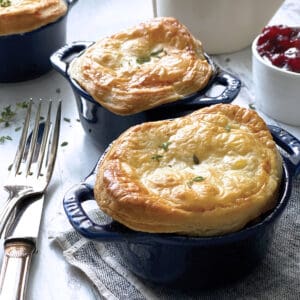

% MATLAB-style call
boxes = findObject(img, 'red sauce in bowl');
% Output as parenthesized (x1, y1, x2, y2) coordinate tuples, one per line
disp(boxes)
(257, 25, 300, 73)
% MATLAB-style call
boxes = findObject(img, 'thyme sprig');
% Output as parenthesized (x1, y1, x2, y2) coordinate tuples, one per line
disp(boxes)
(0, 0, 11, 7)
(187, 176, 205, 188)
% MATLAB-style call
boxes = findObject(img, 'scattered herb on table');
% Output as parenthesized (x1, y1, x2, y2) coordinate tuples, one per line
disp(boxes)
(15, 127, 21, 132)
(0, 106, 16, 127)
(63, 117, 71, 123)
(7, 164, 12, 171)
(61, 141, 68, 147)
(0, 135, 12, 144)
(16, 101, 29, 109)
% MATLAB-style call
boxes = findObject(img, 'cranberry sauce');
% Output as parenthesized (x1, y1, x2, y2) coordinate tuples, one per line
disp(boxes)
(257, 25, 300, 73)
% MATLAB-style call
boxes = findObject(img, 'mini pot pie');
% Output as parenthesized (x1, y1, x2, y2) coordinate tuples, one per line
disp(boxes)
(0, 0, 67, 36)
(95, 104, 283, 236)
(69, 17, 213, 116)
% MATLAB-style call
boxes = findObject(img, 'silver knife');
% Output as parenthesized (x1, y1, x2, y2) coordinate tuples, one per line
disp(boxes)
(0, 194, 44, 300)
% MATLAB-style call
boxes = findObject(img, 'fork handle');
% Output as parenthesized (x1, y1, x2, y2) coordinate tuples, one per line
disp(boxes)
(0, 240, 35, 300)
(0, 192, 32, 239)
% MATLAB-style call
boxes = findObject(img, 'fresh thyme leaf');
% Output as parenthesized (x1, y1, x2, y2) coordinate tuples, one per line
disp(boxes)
(150, 48, 164, 57)
(0, 135, 12, 144)
(225, 124, 231, 132)
(187, 176, 205, 188)
(63, 117, 71, 123)
(248, 103, 256, 110)
(15, 127, 21, 132)
(61, 141, 68, 147)
(193, 154, 200, 164)
(0, 0, 11, 7)
(0, 105, 16, 126)
(136, 56, 151, 64)
(151, 154, 163, 161)
(159, 141, 171, 152)
(16, 101, 29, 109)
(192, 176, 205, 182)
(8, 164, 12, 171)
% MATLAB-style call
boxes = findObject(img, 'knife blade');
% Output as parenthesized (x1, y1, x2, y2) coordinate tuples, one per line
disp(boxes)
(0, 194, 44, 300)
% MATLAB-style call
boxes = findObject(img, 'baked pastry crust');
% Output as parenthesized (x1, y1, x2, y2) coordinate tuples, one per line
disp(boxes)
(69, 17, 213, 115)
(0, 0, 67, 36)
(94, 104, 283, 236)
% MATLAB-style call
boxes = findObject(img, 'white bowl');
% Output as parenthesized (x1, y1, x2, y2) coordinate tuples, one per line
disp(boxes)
(153, 0, 283, 54)
(252, 34, 300, 126)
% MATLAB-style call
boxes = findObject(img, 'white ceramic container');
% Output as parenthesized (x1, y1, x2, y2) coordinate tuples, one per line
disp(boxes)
(252, 35, 300, 126)
(152, 0, 283, 54)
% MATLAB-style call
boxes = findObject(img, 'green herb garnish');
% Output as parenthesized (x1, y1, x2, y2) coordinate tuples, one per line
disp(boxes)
(0, 135, 12, 144)
(136, 56, 151, 64)
(159, 141, 171, 152)
(8, 164, 12, 171)
(63, 117, 71, 123)
(15, 127, 21, 132)
(193, 154, 200, 164)
(16, 101, 29, 109)
(248, 103, 256, 110)
(187, 176, 205, 188)
(225, 124, 231, 132)
(151, 154, 163, 161)
(0, 106, 16, 127)
(150, 48, 164, 57)
(192, 176, 205, 182)
(0, 0, 11, 7)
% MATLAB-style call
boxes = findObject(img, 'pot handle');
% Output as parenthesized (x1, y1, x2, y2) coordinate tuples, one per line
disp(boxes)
(268, 125, 300, 177)
(63, 182, 149, 242)
(171, 68, 241, 110)
(50, 41, 94, 77)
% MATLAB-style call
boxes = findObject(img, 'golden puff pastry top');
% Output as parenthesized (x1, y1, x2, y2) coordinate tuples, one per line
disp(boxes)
(69, 17, 213, 115)
(0, 0, 67, 36)
(95, 104, 283, 237)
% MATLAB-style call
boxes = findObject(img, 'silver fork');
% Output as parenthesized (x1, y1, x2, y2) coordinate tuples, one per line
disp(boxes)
(0, 100, 61, 238)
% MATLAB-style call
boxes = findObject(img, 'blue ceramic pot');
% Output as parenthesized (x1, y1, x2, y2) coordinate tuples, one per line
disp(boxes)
(63, 125, 300, 288)
(50, 42, 241, 149)
(0, 0, 78, 83)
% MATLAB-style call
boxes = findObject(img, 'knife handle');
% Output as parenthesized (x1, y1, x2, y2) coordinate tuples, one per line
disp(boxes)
(0, 240, 35, 300)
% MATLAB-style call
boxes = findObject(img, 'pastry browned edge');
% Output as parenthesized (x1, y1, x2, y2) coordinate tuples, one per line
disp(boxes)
(69, 17, 213, 115)
(94, 104, 283, 236)
(0, 0, 67, 36)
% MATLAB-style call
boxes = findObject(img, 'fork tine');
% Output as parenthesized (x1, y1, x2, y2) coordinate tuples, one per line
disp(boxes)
(11, 101, 32, 177)
(45, 101, 61, 183)
(35, 101, 52, 177)
(25, 102, 42, 176)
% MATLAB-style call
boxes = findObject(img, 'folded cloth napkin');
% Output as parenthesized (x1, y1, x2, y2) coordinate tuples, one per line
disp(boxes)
(51, 177, 300, 300)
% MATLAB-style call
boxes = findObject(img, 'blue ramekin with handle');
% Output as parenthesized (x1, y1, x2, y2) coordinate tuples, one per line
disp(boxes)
(63, 125, 300, 288)
(0, 0, 78, 83)
(50, 42, 241, 149)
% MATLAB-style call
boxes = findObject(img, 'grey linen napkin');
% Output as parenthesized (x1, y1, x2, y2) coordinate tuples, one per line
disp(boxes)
(51, 177, 300, 300)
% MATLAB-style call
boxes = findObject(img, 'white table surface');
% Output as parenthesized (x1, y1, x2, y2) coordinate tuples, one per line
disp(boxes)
(0, 0, 299, 299)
